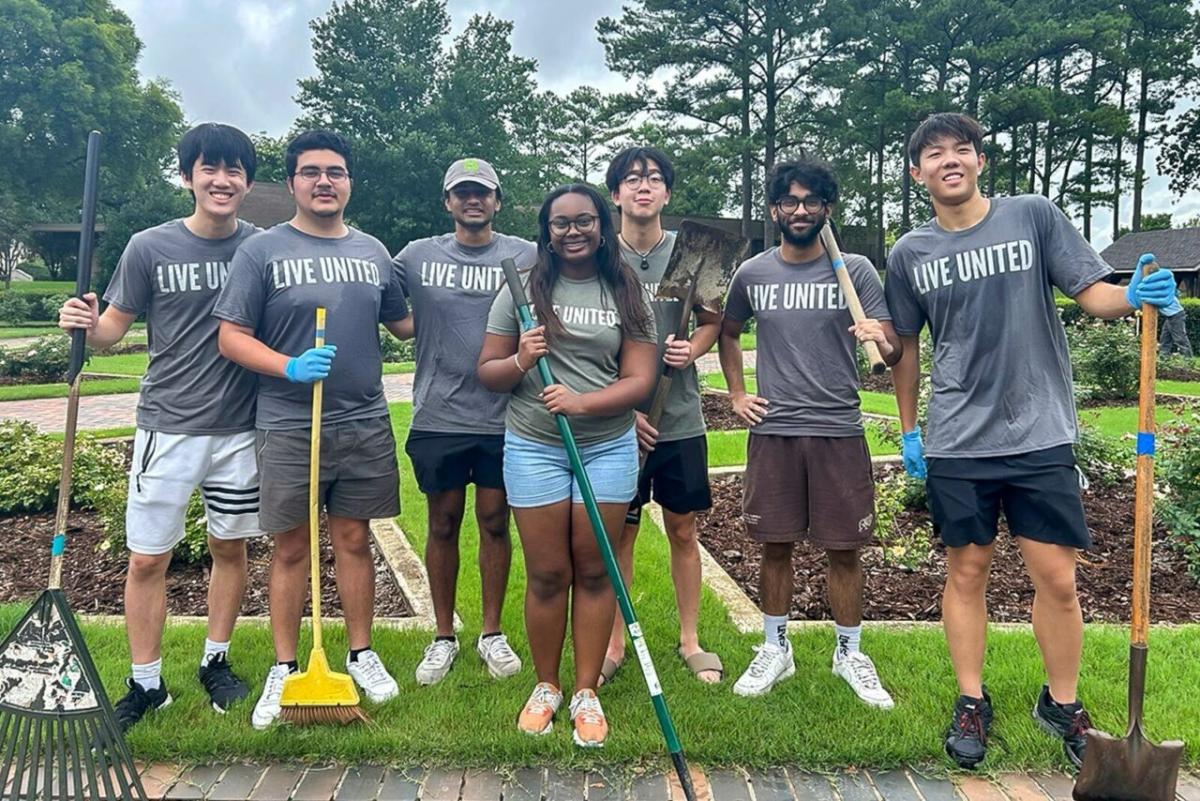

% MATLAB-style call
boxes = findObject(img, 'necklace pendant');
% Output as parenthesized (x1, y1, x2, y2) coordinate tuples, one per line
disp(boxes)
(640, 258, 649, 270)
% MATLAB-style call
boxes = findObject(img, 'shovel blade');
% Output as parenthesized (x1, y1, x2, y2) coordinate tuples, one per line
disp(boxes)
(656, 221, 748, 312)
(1073, 726, 1184, 801)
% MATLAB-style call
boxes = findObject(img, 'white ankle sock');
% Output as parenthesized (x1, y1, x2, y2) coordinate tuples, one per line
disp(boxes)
(201, 639, 230, 668)
(763, 614, 788, 649)
(835, 624, 862, 657)
(132, 659, 162, 691)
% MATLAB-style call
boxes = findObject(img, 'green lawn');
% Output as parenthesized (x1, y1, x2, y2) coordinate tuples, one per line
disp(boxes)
(88, 352, 150, 376)
(0, 377, 141, 401)
(1159, 379, 1200, 397)
(1080, 403, 1197, 438)
(0, 325, 62, 339)
(382, 361, 416, 374)
(701, 371, 899, 418)
(6, 281, 76, 293)
(706, 424, 898, 468)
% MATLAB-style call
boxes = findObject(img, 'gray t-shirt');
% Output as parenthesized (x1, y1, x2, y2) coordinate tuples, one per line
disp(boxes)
(213, 223, 409, 430)
(394, 232, 536, 434)
(724, 247, 889, 437)
(884, 194, 1112, 458)
(103, 219, 258, 435)
(625, 231, 707, 442)
(486, 273, 656, 446)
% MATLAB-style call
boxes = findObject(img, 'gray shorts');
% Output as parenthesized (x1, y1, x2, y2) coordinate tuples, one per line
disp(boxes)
(255, 415, 401, 533)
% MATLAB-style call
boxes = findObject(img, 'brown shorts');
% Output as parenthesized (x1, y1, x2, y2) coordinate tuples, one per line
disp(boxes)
(742, 434, 875, 549)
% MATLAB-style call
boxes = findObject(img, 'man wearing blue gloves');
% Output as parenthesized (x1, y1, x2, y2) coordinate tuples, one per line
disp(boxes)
(215, 130, 410, 728)
(885, 113, 1177, 770)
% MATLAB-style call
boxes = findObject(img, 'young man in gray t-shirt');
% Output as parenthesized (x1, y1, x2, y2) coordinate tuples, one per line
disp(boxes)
(390, 158, 535, 686)
(57, 123, 262, 731)
(214, 130, 409, 728)
(885, 112, 1179, 769)
(599, 146, 725, 688)
(718, 160, 901, 706)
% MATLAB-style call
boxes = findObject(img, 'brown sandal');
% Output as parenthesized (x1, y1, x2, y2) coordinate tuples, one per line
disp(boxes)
(597, 655, 624, 687)
(678, 647, 724, 683)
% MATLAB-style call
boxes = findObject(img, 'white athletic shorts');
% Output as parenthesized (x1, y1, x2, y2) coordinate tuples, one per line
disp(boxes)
(126, 429, 265, 555)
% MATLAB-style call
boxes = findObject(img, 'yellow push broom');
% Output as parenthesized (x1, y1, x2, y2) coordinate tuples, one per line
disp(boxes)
(278, 307, 368, 726)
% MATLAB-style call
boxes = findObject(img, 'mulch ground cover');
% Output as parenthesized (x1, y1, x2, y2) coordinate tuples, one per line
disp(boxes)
(701, 390, 745, 431)
(696, 466, 1200, 624)
(0, 510, 411, 618)
(1160, 362, 1200, 382)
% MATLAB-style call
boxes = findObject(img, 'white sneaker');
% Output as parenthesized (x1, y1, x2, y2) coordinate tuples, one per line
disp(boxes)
(346, 649, 400, 703)
(415, 638, 459, 686)
(832, 650, 894, 709)
(477, 633, 522, 679)
(733, 641, 795, 697)
(251, 664, 290, 730)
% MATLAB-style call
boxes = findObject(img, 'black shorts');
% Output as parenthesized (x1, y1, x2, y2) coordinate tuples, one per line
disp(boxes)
(626, 434, 712, 525)
(925, 445, 1090, 549)
(405, 430, 505, 495)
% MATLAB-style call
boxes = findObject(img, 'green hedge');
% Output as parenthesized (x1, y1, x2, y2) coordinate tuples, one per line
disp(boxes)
(0, 288, 72, 324)
(1057, 297, 1200, 353)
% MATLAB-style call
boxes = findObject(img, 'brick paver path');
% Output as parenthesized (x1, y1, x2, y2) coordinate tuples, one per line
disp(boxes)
(128, 763, 1200, 800)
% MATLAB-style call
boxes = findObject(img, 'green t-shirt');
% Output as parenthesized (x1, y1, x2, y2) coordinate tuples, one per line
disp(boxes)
(625, 231, 706, 442)
(486, 273, 656, 446)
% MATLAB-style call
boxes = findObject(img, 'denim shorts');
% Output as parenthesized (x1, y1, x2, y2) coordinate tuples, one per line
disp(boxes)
(503, 426, 639, 508)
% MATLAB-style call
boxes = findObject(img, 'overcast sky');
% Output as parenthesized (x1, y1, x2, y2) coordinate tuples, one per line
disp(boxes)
(113, 0, 1197, 248)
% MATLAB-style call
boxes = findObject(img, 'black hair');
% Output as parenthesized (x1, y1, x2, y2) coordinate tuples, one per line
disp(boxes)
(604, 146, 675, 194)
(285, 130, 354, 178)
(908, 112, 985, 166)
(767, 159, 839, 206)
(177, 123, 257, 183)
(530, 184, 653, 344)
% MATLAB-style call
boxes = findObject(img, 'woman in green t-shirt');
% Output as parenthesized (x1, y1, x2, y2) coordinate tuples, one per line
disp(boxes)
(479, 184, 657, 748)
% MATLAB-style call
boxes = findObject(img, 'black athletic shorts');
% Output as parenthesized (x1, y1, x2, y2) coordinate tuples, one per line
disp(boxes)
(925, 444, 1090, 549)
(626, 434, 712, 525)
(405, 429, 505, 495)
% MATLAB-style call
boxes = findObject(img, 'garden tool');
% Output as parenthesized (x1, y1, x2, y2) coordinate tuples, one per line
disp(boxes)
(1073, 260, 1184, 801)
(0, 132, 149, 801)
(641, 221, 748, 468)
(278, 307, 368, 726)
(819, 221, 886, 374)
(501, 258, 698, 801)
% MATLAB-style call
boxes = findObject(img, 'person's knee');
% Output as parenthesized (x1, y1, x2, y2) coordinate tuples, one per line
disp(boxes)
(664, 514, 699, 549)
(527, 566, 571, 601)
(207, 536, 246, 565)
(273, 532, 309, 568)
(477, 508, 510, 541)
(1035, 566, 1079, 609)
(427, 508, 464, 544)
(826, 548, 859, 572)
(127, 551, 171, 582)
(762, 542, 794, 564)
(947, 556, 990, 595)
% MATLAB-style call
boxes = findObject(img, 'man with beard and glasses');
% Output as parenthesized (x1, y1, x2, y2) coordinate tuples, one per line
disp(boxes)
(717, 160, 901, 704)
(391, 158, 535, 685)
(214, 130, 408, 728)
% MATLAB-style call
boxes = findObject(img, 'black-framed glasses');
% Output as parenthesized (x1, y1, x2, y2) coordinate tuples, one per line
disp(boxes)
(621, 171, 666, 189)
(549, 214, 598, 234)
(295, 166, 350, 182)
(775, 195, 826, 214)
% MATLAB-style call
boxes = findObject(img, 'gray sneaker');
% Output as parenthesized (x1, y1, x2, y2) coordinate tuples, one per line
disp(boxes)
(477, 633, 521, 679)
(415, 638, 459, 685)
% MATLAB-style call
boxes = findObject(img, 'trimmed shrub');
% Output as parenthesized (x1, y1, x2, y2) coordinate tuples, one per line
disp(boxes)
(0, 292, 32, 324)
(1157, 409, 1200, 582)
(380, 329, 414, 363)
(1068, 318, 1140, 401)
(0, 335, 75, 381)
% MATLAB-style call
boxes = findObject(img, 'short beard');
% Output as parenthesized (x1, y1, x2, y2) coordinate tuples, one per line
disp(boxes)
(455, 212, 494, 231)
(309, 205, 341, 219)
(778, 215, 824, 247)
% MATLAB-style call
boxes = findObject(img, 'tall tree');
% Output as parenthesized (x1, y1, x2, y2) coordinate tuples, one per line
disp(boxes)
(553, 87, 630, 185)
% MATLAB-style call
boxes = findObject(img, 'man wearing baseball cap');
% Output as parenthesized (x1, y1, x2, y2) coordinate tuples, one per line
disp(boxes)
(392, 158, 537, 685)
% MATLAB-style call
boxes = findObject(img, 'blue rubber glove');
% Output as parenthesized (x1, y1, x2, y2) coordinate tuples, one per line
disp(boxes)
(285, 344, 337, 383)
(1126, 253, 1177, 309)
(901, 427, 927, 480)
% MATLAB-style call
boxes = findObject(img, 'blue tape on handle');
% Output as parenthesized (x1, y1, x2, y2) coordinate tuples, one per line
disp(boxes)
(51, 534, 66, 556)
(831, 256, 846, 271)
(1136, 432, 1155, 456)
(315, 326, 325, 340)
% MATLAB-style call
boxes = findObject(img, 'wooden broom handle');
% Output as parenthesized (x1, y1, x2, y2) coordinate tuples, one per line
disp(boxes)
(309, 307, 326, 649)
(1131, 261, 1158, 647)
(819, 225, 886, 374)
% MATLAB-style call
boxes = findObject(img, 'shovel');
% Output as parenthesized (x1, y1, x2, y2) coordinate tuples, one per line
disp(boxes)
(641, 221, 748, 467)
(1073, 260, 1184, 801)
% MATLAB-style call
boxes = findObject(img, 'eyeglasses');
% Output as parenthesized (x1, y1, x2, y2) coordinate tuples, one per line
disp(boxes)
(775, 195, 826, 214)
(294, 166, 350, 182)
(548, 214, 598, 235)
(621, 172, 666, 189)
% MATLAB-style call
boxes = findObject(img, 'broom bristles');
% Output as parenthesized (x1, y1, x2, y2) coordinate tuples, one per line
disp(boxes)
(278, 705, 368, 727)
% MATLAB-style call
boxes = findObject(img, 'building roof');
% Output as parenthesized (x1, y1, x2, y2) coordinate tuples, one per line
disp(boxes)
(241, 182, 294, 228)
(1100, 227, 1200, 273)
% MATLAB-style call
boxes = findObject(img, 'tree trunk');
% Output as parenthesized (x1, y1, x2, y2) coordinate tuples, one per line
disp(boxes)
(988, 131, 997, 196)
(901, 134, 913, 233)
(739, 2, 753, 241)
(1132, 67, 1149, 232)
(762, 6, 778, 250)
(1083, 51, 1097, 241)
(1042, 56, 1062, 198)
(876, 123, 885, 263)
(1113, 33, 1131, 241)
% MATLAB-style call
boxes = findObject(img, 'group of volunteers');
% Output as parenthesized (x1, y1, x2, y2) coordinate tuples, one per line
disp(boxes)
(58, 110, 1179, 765)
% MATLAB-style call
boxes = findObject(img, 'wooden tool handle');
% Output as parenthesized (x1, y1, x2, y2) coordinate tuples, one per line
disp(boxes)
(309, 307, 326, 648)
(1131, 261, 1158, 647)
(819, 225, 886, 374)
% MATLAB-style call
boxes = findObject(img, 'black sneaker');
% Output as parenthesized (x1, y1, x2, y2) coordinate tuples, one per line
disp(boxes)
(198, 653, 250, 713)
(112, 678, 172, 733)
(945, 688, 994, 769)
(1032, 684, 1093, 768)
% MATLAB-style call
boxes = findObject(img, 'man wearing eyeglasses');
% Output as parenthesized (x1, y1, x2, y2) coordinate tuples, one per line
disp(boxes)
(214, 130, 409, 728)
(390, 158, 535, 686)
(598, 146, 725, 687)
(718, 160, 901, 704)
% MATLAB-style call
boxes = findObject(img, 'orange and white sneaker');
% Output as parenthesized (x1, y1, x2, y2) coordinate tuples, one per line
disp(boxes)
(569, 689, 608, 748)
(517, 682, 562, 736)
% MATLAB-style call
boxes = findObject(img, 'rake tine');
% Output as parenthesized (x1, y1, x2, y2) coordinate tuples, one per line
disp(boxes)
(25, 717, 42, 801)
(0, 711, 14, 799)
(84, 716, 117, 801)
(11, 714, 31, 800)
(66, 718, 85, 801)
(76, 717, 103, 801)
(53, 718, 67, 801)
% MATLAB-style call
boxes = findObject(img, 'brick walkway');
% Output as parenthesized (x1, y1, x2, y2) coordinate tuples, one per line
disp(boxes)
(128, 763, 1200, 800)
(0, 374, 416, 433)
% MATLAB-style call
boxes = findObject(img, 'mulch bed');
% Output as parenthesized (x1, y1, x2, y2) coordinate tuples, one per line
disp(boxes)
(1160, 363, 1200, 382)
(0, 510, 411, 618)
(701, 391, 746, 432)
(696, 465, 1200, 623)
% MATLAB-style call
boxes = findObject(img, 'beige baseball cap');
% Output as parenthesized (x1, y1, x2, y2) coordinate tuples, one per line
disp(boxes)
(444, 157, 500, 191)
